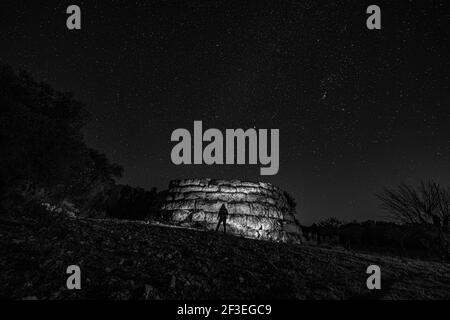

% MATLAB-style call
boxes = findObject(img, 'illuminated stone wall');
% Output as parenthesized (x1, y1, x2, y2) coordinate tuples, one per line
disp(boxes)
(160, 178, 303, 243)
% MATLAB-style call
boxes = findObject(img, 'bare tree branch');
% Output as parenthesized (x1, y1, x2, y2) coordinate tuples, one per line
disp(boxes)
(376, 180, 448, 231)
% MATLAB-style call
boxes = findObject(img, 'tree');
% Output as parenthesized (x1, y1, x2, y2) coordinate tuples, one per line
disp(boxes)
(376, 180, 450, 232)
(317, 217, 343, 230)
(0, 62, 122, 211)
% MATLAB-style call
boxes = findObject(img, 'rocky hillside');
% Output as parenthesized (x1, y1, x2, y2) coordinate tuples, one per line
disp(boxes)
(0, 212, 449, 300)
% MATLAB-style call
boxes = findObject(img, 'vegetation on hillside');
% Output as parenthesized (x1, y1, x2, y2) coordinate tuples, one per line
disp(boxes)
(1, 210, 449, 300)
(0, 62, 160, 219)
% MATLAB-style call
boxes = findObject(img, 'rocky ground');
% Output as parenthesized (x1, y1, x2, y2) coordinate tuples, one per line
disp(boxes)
(0, 212, 449, 300)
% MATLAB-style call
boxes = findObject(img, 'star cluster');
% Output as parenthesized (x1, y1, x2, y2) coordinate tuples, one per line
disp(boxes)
(1, 0, 448, 224)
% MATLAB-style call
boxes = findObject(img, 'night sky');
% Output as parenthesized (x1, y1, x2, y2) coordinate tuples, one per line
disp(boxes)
(1, 0, 449, 224)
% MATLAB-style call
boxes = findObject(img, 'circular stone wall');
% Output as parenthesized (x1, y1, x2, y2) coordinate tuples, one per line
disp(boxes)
(159, 178, 303, 243)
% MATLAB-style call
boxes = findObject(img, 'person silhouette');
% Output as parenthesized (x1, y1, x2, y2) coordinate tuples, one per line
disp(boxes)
(215, 204, 228, 234)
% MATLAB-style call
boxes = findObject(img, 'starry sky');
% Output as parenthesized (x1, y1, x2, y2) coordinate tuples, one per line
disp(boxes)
(1, 0, 449, 224)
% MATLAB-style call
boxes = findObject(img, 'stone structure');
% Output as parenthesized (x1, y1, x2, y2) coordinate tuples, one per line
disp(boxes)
(159, 178, 303, 243)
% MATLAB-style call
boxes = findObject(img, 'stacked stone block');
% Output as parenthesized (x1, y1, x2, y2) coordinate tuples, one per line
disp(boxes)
(160, 178, 303, 243)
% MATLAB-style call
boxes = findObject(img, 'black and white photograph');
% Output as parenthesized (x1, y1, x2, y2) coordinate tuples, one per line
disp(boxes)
(0, 0, 449, 309)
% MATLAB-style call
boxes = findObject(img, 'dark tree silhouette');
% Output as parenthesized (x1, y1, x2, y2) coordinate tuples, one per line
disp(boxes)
(0, 62, 123, 211)
(376, 180, 450, 232)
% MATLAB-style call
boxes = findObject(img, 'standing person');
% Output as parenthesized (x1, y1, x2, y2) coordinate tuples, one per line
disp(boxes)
(215, 204, 228, 234)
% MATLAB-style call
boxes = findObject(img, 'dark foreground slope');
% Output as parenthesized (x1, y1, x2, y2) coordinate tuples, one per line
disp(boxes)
(0, 213, 449, 300)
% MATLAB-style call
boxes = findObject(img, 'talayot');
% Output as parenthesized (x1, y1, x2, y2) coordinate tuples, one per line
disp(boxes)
(170, 121, 279, 175)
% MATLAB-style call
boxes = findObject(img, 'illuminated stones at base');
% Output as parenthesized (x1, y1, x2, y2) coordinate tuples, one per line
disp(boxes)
(159, 179, 303, 244)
